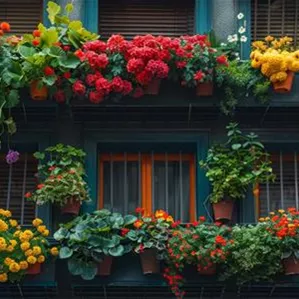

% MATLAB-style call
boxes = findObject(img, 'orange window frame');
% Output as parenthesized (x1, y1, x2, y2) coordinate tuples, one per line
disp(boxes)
(98, 153, 196, 221)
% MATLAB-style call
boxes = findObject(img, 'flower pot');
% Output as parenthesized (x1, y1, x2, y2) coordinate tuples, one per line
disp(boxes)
(27, 263, 41, 275)
(212, 199, 234, 221)
(30, 81, 48, 101)
(97, 256, 113, 276)
(61, 198, 81, 215)
(198, 264, 216, 275)
(145, 78, 161, 95)
(283, 255, 299, 275)
(140, 249, 160, 274)
(196, 82, 213, 96)
(273, 71, 294, 93)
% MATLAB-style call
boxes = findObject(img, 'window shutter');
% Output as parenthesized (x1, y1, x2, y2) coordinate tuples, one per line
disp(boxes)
(0, 154, 37, 225)
(251, 0, 299, 45)
(99, 0, 195, 39)
(0, 0, 43, 35)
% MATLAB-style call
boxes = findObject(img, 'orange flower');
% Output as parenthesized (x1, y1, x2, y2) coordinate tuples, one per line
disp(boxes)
(166, 215, 174, 223)
(33, 30, 41, 37)
(0, 22, 10, 32)
(133, 220, 143, 229)
(32, 39, 40, 46)
(155, 210, 167, 219)
(135, 207, 145, 215)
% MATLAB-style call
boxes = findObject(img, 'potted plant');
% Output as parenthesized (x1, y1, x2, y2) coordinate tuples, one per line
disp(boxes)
(251, 36, 299, 93)
(0, 209, 58, 283)
(26, 144, 91, 215)
(259, 208, 299, 275)
(54, 209, 136, 279)
(164, 218, 232, 298)
(127, 208, 173, 274)
(200, 122, 274, 221)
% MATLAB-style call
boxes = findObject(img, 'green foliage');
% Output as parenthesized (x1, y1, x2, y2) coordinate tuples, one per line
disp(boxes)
(200, 123, 275, 203)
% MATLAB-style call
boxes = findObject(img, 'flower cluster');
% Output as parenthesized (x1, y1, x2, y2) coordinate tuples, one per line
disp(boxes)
(251, 36, 299, 82)
(0, 209, 58, 283)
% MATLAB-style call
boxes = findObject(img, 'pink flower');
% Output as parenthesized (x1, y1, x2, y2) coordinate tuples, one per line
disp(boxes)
(72, 80, 86, 95)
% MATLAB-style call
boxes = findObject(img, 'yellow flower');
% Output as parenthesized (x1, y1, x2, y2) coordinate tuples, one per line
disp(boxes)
(32, 218, 43, 227)
(0, 237, 7, 251)
(37, 225, 46, 234)
(265, 35, 274, 42)
(0, 209, 11, 218)
(42, 229, 49, 237)
(27, 256, 37, 265)
(9, 219, 18, 227)
(265, 217, 270, 221)
(278, 209, 285, 213)
(166, 215, 174, 223)
(0, 219, 8, 232)
(23, 230, 34, 239)
(155, 210, 167, 219)
(21, 242, 30, 251)
(25, 249, 33, 257)
(0, 273, 8, 283)
(32, 246, 42, 256)
(4, 258, 13, 266)
(50, 247, 59, 256)
(9, 262, 20, 273)
(6, 245, 14, 252)
(288, 224, 295, 228)
(14, 230, 21, 237)
(10, 240, 17, 247)
(270, 212, 275, 215)
(290, 61, 299, 72)
(259, 217, 265, 222)
(37, 255, 45, 263)
(19, 261, 28, 270)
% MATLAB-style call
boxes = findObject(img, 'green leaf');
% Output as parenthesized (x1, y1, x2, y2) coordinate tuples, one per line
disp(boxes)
(47, 1, 61, 24)
(68, 20, 83, 31)
(65, 3, 74, 14)
(5, 90, 19, 108)
(48, 46, 65, 58)
(80, 263, 97, 280)
(58, 53, 80, 69)
(5, 117, 16, 135)
(124, 215, 137, 226)
(42, 28, 59, 46)
(108, 245, 124, 257)
(18, 46, 36, 58)
(42, 75, 57, 86)
(67, 258, 83, 276)
(282, 251, 292, 259)
(59, 246, 73, 259)
(53, 227, 69, 241)
(232, 143, 241, 150)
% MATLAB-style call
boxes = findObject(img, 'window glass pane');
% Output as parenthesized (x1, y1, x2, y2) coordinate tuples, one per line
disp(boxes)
(153, 161, 190, 222)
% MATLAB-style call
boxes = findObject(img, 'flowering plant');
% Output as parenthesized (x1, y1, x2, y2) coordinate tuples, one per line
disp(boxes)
(126, 208, 174, 254)
(0, 209, 58, 283)
(26, 144, 91, 207)
(164, 219, 232, 298)
(54, 209, 137, 280)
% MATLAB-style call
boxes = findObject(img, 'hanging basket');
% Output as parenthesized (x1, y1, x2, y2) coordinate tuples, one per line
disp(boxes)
(27, 263, 41, 275)
(273, 71, 295, 93)
(140, 249, 160, 274)
(145, 78, 162, 95)
(212, 199, 234, 221)
(61, 198, 81, 215)
(283, 255, 299, 275)
(196, 81, 214, 96)
(198, 264, 216, 276)
(97, 256, 113, 276)
(30, 81, 48, 101)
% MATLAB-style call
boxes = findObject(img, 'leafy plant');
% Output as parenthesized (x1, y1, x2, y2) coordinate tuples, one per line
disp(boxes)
(200, 122, 275, 203)
(54, 209, 137, 280)
(26, 144, 91, 207)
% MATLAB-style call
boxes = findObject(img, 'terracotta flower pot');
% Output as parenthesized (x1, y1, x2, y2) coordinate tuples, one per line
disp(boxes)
(212, 199, 234, 221)
(61, 198, 81, 215)
(145, 78, 161, 95)
(30, 81, 48, 101)
(97, 256, 113, 276)
(196, 82, 214, 96)
(198, 264, 216, 275)
(27, 263, 41, 275)
(283, 255, 299, 275)
(140, 249, 160, 274)
(273, 71, 294, 93)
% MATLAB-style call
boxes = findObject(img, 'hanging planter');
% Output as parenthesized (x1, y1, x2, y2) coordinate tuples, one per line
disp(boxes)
(273, 71, 295, 93)
(30, 81, 48, 101)
(196, 81, 214, 96)
(140, 249, 160, 274)
(145, 78, 162, 95)
(97, 256, 113, 276)
(27, 263, 41, 275)
(212, 199, 234, 221)
(198, 264, 216, 276)
(61, 198, 81, 215)
(283, 255, 299, 275)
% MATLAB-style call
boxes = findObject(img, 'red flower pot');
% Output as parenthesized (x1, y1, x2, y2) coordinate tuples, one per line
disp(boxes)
(61, 198, 81, 215)
(283, 255, 299, 275)
(212, 199, 234, 221)
(198, 264, 216, 275)
(273, 71, 294, 93)
(145, 78, 161, 95)
(30, 81, 48, 101)
(97, 256, 113, 276)
(140, 249, 160, 274)
(27, 263, 41, 275)
(196, 82, 213, 96)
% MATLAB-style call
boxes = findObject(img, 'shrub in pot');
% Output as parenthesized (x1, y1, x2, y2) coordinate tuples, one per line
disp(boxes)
(26, 144, 91, 215)
(200, 122, 274, 221)
(54, 209, 137, 280)
(127, 208, 173, 274)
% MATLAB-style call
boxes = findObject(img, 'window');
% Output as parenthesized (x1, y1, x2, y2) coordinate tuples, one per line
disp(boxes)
(251, 0, 299, 45)
(0, 0, 43, 35)
(0, 153, 37, 225)
(98, 0, 195, 39)
(259, 152, 299, 216)
(98, 152, 196, 222)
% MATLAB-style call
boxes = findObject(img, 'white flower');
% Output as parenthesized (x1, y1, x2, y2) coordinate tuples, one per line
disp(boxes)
(220, 42, 227, 46)
(240, 35, 248, 43)
(238, 26, 246, 34)
(232, 34, 238, 40)
(237, 13, 244, 20)
(227, 35, 233, 42)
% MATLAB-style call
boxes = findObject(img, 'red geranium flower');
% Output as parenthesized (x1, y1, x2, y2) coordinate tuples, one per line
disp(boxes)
(54, 90, 65, 103)
(37, 184, 45, 190)
(194, 71, 205, 82)
(63, 72, 71, 79)
(44, 66, 55, 76)
(24, 192, 32, 198)
(89, 91, 104, 104)
(72, 80, 86, 96)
